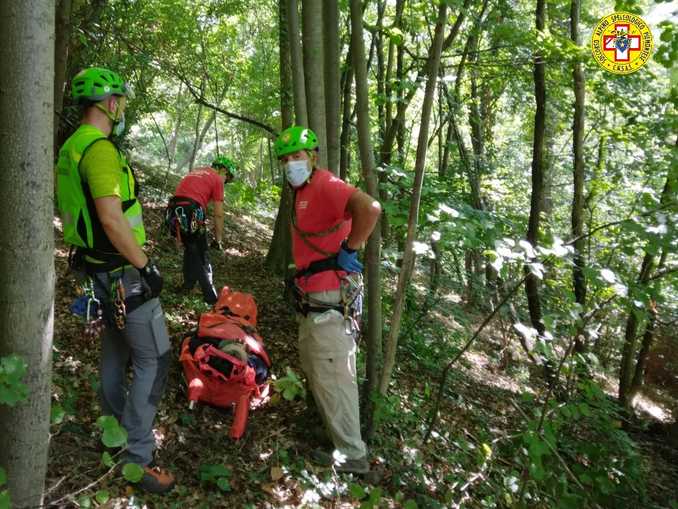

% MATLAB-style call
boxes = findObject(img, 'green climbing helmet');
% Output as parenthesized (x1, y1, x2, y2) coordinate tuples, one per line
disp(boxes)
(71, 67, 130, 103)
(211, 156, 236, 174)
(274, 126, 318, 158)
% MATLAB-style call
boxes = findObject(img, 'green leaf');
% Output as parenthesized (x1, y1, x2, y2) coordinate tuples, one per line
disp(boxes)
(122, 463, 145, 483)
(51, 404, 65, 425)
(97, 416, 128, 448)
(199, 463, 231, 481)
(216, 477, 231, 491)
(367, 487, 383, 504)
(77, 495, 91, 508)
(101, 452, 115, 468)
(350, 483, 366, 499)
(403, 500, 418, 509)
(0, 491, 9, 509)
(95, 490, 110, 504)
(0, 355, 29, 406)
(0, 468, 5, 486)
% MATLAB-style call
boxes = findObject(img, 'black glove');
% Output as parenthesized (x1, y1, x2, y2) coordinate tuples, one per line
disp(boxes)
(139, 259, 163, 298)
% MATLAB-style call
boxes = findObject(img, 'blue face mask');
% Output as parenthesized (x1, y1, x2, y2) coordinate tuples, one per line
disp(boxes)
(285, 159, 311, 188)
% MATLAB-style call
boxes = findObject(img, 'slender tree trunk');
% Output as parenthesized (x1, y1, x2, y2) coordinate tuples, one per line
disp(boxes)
(301, 0, 328, 166)
(629, 299, 658, 398)
(375, 0, 386, 143)
(189, 109, 217, 171)
(287, 0, 308, 126)
(619, 173, 674, 408)
(188, 100, 204, 170)
(323, 0, 340, 174)
(339, 49, 353, 181)
(437, 77, 444, 176)
(266, 0, 295, 275)
(570, 0, 587, 351)
(384, 0, 404, 139)
(465, 3, 490, 303)
(279, 1, 294, 131)
(350, 0, 383, 439)
(618, 252, 654, 408)
(379, 3, 448, 395)
(380, 0, 469, 166)
(524, 0, 547, 338)
(54, 0, 72, 156)
(0, 3, 55, 507)
(440, 116, 453, 178)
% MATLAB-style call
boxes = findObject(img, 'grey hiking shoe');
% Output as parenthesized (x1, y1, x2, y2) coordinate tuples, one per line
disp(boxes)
(310, 448, 370, 474)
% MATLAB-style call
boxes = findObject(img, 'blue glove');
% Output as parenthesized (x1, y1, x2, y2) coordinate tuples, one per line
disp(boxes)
(337, 241, 363, 273)
(70, 295, 89, 317)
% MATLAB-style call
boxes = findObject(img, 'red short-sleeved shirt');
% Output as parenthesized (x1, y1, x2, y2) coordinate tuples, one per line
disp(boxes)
(292, 169, 358, 293)
(174, 167, 224, 208)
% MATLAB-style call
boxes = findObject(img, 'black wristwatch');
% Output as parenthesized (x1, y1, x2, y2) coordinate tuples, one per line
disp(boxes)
(341, 240, 356, 253)
(139, 259, 155, 274)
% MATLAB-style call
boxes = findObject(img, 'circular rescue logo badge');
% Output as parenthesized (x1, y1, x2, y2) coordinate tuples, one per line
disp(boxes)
(591, 12, 653, 75)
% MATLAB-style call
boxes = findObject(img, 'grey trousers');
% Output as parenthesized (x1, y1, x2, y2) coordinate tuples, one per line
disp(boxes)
(93, 268, 171, 466)
(298, 290, 367, 460)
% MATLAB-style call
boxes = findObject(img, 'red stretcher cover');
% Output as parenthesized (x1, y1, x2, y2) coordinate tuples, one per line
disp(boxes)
(179, 286, 271, 439)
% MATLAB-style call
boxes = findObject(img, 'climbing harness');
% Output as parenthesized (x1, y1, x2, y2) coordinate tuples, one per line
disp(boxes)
(77, 278, 104, 341)
(165, 197, 206, 242)
(286, 190, 364, 337)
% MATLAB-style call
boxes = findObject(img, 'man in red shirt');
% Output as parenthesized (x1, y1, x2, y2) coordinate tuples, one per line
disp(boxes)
(166, 157, 235, 304)
(275, 126, 381, 474)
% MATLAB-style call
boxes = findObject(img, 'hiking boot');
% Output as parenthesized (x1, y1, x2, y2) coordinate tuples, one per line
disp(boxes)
(137, 464, 176, 494)
(310, 448, 370, 474)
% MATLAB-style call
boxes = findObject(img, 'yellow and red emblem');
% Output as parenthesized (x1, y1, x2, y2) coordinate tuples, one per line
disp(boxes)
(591, 12, 653, 75)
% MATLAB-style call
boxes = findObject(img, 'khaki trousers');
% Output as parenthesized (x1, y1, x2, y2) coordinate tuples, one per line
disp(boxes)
(298, 289, 367, 460)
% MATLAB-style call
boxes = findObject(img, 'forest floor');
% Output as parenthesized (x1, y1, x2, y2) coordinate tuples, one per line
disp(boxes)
(46, 201, 678, 508)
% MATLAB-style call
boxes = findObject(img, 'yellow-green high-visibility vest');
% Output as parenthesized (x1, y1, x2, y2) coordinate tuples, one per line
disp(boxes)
(56, 124, 145, 265)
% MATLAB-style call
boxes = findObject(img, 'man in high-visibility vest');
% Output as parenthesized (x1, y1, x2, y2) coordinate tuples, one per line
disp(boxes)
(56, 67, 175, 494)
(275, 126, 381, 474)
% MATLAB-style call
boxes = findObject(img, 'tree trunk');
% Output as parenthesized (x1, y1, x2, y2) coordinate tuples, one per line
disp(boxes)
(54, 0, 72, 156)
(465, 4, 489, 304)
(188, 100, 204, 170)
(629, 300, 658, 398)
(524, 0, 547, 339)
(323, 0, 340, 174)
(301, 0, 328, 167)
(619, 173, 674, 408)
(287, 0, 308, 126)
(339, 49, 353, 181)
(379, 3, 448, 395)
(188, 108, 217, 171)
(384, 0, 404, 140)
(440, 116, 453, 178)
(618, 252, 654, 408)
(350, 0, 383, 440)
(570, 0, 587, 352)
(0, 3, 55, 507)
(380, 0, 468, 166)
(265, 0, 295, 275)
(279, 0, 294, 130)
(375, 0, 387, 143)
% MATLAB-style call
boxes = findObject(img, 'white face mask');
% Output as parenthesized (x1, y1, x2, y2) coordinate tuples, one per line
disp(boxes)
(285, 159, 311, 188)
(112, 112, 125, 137)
